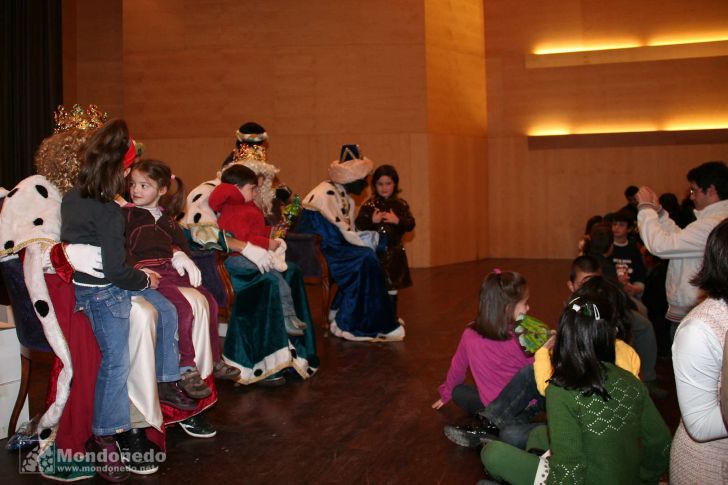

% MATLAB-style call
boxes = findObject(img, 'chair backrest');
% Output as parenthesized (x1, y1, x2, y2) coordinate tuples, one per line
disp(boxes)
(0, 258, 51, 352)
(190, 249, 230, 312)
(285, 233, 327, 280)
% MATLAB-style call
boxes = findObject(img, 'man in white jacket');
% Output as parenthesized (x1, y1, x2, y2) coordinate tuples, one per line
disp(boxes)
(637, 160, 728, 339)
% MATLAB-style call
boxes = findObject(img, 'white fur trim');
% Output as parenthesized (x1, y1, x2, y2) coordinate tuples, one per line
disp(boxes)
(222, 343, 317, 384)
(328, 157, 373, 184)
(26, 245, 74, 429)
(0, 176, 73, 430)
(302, 181, 370, 247)
(329, 320, 405, 342)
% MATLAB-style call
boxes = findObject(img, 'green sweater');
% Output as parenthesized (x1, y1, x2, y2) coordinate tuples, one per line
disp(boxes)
(545, 363, 671, 485)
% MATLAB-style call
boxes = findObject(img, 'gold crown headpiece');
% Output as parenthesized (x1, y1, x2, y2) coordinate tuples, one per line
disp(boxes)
(53, 104, 108, 134)
(233, 144, 267, 163)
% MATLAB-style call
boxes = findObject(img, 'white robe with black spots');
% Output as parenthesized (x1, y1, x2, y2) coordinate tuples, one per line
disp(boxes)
(0, 175, 72, 431)
(302, 181, 379, 249)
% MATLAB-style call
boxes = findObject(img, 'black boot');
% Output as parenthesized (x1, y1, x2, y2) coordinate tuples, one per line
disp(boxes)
(388, 291, 398, 319)
(116, 428, 160, 475)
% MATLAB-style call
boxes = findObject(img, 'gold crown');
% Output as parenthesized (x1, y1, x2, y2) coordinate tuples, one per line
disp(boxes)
(53, 104, 108, 133)
(233, 144, 267, 163)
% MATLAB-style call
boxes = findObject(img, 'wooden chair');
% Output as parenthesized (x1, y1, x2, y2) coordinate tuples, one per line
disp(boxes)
(285, 233, 334, 329)
(190, 249, 234, 320)
(193, 235, 332, 329)
(0, 257, 52, 436)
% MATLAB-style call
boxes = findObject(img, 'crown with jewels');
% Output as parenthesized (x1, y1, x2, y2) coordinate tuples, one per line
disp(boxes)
(53, 104, 108, 133)
(232, 144, 268, 163)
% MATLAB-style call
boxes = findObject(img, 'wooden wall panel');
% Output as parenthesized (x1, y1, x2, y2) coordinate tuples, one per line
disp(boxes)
(485, 0, 728, 259)
(488, 138, 728, 258)
(63, 0, 728, 263)
(63, 0, 124, 117)
(61, 1, 78, 103)
(120, 0, 432, 265)
(425, 0, 488, 266)
(427, 135, 486, 266)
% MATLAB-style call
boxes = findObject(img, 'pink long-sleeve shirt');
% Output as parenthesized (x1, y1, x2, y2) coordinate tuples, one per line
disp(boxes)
(438, 326, 534, 406)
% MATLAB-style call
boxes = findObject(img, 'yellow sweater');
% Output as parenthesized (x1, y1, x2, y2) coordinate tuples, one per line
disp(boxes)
(534, 339, 641, 396)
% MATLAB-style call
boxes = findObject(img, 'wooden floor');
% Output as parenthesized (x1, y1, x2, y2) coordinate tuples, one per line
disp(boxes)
(0, 259, 680, 484)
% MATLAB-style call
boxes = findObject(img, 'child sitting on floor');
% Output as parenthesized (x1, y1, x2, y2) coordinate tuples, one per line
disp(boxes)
(208, 164, 307, 336)
(481, 292, 671, 485)
(432, 270, 533, 446)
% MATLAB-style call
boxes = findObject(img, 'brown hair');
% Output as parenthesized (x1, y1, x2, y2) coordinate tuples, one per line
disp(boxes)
(129, 159, 186, 217)
(472, 271, 528, 340)
(34, 128, 96, 195)
(78, 119, 129, 202)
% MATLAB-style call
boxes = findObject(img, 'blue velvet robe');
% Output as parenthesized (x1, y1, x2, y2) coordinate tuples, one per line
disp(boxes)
(297, 210, 399, 338)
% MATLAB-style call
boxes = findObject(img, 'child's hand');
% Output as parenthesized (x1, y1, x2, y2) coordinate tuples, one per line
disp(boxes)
(381, 210, 399, 224)
(269, 239, 282, 251)
(431, 398, 445, 410)
(543, 333, 557, 350)
(142, 268, 161, 289)
(372, 209, 384, 223)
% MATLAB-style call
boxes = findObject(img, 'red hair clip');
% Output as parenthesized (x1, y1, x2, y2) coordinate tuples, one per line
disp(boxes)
(492, 268, 502, 275)
(123, 139, 137, 169)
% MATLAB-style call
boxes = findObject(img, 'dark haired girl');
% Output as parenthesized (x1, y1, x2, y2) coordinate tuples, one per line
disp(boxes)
(355, 164, 415, 317)
(433, 271, 533, 444)
(481, 296, 670, 485)
(61, 120, 195, 480)
(125, 160, 241, 396)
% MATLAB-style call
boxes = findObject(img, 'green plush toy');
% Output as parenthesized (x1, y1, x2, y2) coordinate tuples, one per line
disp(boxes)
(514, 314, 551, 353)
(271, 195, 302, 239)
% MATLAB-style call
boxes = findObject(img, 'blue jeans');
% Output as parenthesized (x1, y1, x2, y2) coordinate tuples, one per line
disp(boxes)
(134, 289, 180, 382)
(481, 365, 544, 427)
(74, 285, 133, 436)
(454, 365, 545, 449)
(226, 254, 296, 316)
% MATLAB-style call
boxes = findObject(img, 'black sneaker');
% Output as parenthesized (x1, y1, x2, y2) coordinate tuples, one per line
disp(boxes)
(443, 417, 499, 448)
(475, 414, 501, 436)
(179, 415, 217, 438)
(115, 428, 159, 475)
(256, 373, 287, 387)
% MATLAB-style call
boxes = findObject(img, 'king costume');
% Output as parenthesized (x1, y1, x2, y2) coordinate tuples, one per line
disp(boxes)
(297, 147, 405, 342)
(182, 144, 318, 384)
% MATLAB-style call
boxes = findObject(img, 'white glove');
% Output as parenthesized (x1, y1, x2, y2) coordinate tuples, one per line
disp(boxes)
(242, 243, 272, 273)
(171, 251, 202, 287)
(270, 238, 288, 272)
(65, 243, 104, 278)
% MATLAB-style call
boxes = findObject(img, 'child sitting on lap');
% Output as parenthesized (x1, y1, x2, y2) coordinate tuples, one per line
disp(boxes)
(208, 164, 307, 336)
(125, 159, 240, 396)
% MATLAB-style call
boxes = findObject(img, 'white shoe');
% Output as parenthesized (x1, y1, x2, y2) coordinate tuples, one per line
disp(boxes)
(378, 324, 405, 341)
